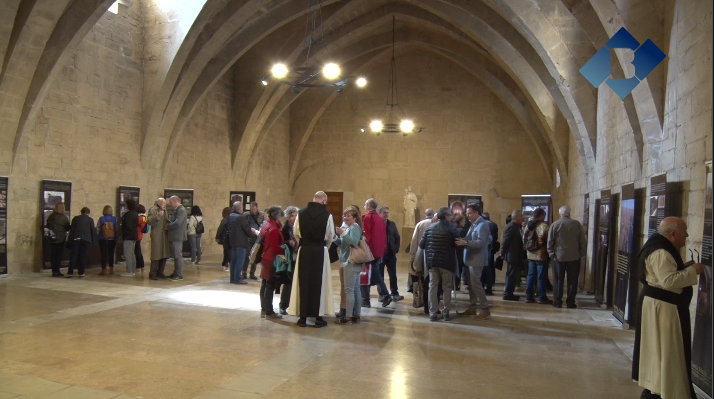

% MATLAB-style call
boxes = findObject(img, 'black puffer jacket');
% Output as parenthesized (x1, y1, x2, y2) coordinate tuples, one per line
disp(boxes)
(419, 220, 457, 272)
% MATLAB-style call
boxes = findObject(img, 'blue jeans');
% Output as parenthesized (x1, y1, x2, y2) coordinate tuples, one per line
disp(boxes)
(361, 258, 389, 302)
(188, 234, 202, 262)
(344, 262, 362, 317)
(230, 247, 246, 283)
(525, 260, 548, 301)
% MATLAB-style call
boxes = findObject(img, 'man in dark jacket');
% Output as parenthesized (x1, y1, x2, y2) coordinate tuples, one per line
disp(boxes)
(361, 198, 392, 308)
(243, 201, 264, 280)
(120, 199, 139, 277)
(66, 207, 97, 277)
(229, 201, 255, 285)
(419, 207, 457, 322)
(379, 206, 403, 302)
(501, 210, 526, 301)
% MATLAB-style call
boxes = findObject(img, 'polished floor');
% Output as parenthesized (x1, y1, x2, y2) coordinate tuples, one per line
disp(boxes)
(0, 255, 642, 399)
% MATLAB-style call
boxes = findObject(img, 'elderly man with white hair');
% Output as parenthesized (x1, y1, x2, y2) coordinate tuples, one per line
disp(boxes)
(546, 205, 586, 308)
(632, 217, 703, 399)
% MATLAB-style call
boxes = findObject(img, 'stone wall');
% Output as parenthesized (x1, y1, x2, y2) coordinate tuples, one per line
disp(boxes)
(293, 52, 552, 233)
(560, 0, 713, 291)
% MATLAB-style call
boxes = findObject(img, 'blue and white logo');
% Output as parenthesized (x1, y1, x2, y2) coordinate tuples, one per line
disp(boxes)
(579, 27, 666, 99)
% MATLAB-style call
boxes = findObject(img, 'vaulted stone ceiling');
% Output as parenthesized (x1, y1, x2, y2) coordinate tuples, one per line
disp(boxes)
(0, 0, 669, 187)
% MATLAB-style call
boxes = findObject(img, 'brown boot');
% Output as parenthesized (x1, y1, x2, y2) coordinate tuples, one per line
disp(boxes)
(109, 267, 114, 275)
(475, 309, 491, 320)
(98, 269, 107, 276)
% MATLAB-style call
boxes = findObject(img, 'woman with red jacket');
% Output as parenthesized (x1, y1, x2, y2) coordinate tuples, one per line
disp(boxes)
(259, 206, 285, 319)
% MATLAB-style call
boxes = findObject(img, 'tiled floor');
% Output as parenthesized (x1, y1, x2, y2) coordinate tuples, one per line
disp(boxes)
(0, 255, 642, 398)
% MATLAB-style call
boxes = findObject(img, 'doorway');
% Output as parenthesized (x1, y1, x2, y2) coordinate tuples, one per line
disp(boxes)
(325, 192, 343, 226)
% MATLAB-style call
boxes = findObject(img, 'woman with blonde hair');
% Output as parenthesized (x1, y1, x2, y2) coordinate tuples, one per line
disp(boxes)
(97, 205, 117, 275)
(46, 202, 70, 277)
(334, 206, 364, 325)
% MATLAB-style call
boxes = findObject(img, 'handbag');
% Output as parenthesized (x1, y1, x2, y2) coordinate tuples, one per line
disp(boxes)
(495, 255, 504, 271)
(412, 278, 423, 308)
(348, 233, 374, 264)
(359, 263, 371, 285)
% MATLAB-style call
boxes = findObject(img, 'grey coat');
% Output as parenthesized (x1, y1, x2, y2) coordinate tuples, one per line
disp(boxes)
(464, 216, 491, 267)
(147, 204, 172, 260)
(167, 205, 187, 243)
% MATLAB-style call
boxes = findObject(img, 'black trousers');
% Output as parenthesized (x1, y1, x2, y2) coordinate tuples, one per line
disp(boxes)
(50, 243, 64, 275)
(68, 240, 89, 275)
(150, 258, 167, 277)
(135, 240, 145, 269)
(99, 240, 116, 269)
(260, 279, 277, 314)
(221, 243, 230, 266)
(552, 260, 580, 306)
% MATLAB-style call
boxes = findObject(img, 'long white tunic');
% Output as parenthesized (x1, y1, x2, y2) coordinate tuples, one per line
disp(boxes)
(637, 249, 698, 399)
(287, 213, 335, 317)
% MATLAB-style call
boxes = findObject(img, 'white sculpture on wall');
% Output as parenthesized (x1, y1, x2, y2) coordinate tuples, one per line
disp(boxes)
(403, 186, 418, 228)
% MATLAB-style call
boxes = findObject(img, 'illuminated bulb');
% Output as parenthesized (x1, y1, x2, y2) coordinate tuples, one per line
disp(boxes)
(360, 127, 365, 132)
(356, 77, 367, 87)
(260, 78, 268, 86)
(271, 64, 288, 79)
(400, 120, 414, 133)
(370, 120, 383, 132)
(323, 63, 340, 80)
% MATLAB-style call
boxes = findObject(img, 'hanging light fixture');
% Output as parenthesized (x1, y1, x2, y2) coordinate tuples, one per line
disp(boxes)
(262, 0, 366, 92)
(368, 16, 423, 136)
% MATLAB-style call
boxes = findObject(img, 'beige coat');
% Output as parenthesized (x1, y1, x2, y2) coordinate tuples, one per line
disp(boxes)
(636, 249, 698, 399)
(147, 204, 172, 261)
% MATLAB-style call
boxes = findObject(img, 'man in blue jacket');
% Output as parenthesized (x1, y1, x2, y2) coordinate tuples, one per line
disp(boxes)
(456, 204, 491, 319)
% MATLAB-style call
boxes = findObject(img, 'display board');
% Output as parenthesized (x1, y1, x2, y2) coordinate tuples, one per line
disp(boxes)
(692, 163, 713, 399)
(648, 174, 667, 238)
(0, 177, 7, 274)
(593, 190, 612, 306)
(116, 186, 140, 262)
(579, 194, 590, 291)
(164, 188, 193, 257)
(229, 191, 256, 213)
(521, 194, 552, 223)
(41, 180, 72, 270)
(613, 184, 637, 324)
(447, 194, 483, 214)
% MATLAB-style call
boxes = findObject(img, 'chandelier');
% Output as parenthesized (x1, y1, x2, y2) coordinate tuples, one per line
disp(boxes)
(262, 0, 366, 93)
(367, 16, 423, 136)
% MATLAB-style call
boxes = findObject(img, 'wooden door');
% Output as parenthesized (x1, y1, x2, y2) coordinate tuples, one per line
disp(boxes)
(325, 192, 343, 226)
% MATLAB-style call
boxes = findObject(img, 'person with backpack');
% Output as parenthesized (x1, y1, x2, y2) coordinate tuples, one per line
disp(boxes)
(188, 205, 204, 265)
(524, 208, 553, 304)
(135, 204, 148, 273)
(46, 202, 70, 277)
(97, 205, 117, 275)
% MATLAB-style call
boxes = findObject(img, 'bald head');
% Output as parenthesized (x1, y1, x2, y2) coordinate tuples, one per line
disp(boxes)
(424, 208, 435, 219)
(232, 201, 242, 212)
(658, 217, 688, 249)
(156, 197, 166, 208)
(313, 191, 327, 204)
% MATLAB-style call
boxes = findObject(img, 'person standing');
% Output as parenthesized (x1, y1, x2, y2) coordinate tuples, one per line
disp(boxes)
(135, 204, 148, 274)
(46, 202, 70, 277)
(361, 198, 392, 308)
(546, 205, 586, 308)
(632, 217, 703, 399)
(120, 199, 139, 277)
(228, 201, 254, 285)
(258, 206, 285, 319)
(524, 208, 552, 304)
(243, 201, 264, 280)
(147, 198, 171, 280)
(216, 207, 232, 272)
(288, 191, 335, 328)
(334, 207, 364, 325)
(456, 204, 491, 319)
(97, 205, 117, 275)
(501, 210, 526, 301)
(66, 207, 97, 278)
(409, 208, 436, 312)
(165, 196, 187, 281)
(279, 206, 300, 315)
(379, 206, 403, 302)
(481, 212, 498, 295)
(419, 207, 457, 322)
(188, 205, 203, 265)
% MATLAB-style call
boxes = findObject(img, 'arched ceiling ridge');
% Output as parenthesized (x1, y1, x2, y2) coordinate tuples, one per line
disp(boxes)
(408, 0, 595, 174)
(288, 41, 557, 188)
(10, 0, 116, 171)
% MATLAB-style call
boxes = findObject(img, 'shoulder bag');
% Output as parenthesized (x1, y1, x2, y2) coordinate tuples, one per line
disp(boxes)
(348, 231, 374, 264)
